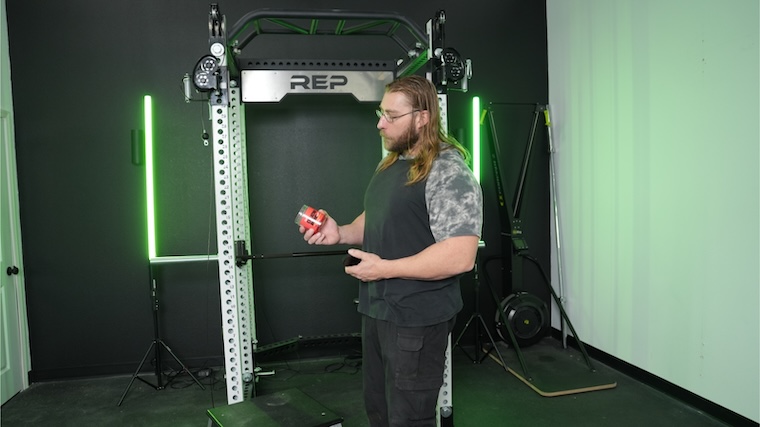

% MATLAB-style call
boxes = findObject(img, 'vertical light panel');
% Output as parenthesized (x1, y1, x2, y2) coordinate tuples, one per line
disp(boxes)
(472, 96, 481, 183)
(144, 95, 156, 260)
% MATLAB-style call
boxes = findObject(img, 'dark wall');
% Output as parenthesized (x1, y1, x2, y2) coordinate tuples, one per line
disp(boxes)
(6, 0, 548, 380)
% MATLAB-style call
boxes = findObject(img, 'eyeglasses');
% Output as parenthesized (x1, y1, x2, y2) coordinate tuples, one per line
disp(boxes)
(375, 109, 420, 123)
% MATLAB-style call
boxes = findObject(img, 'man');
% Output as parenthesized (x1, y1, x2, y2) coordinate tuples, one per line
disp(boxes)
(298, 75, 483, 426)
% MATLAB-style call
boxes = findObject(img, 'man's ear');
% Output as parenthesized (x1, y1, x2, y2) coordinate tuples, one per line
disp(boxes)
(416, 109, 430, 129)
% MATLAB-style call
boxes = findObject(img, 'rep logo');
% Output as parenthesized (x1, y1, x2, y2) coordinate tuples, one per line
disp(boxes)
(290, 75, 349, 90)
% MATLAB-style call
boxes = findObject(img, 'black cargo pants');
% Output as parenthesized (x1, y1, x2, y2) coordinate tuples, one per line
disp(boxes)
(362, 315, 455, 427)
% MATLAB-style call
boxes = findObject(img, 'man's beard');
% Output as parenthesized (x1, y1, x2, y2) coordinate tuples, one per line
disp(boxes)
(383, 123, 420, 154)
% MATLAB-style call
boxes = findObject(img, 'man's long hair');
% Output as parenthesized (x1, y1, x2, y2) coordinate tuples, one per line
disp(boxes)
(377, 75, 470, 185)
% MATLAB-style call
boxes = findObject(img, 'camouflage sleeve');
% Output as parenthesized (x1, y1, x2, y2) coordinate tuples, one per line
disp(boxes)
(426, 148, 484, 242)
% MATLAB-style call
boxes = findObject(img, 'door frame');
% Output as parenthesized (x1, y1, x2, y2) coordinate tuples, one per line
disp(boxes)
(0, 107, 31, 404)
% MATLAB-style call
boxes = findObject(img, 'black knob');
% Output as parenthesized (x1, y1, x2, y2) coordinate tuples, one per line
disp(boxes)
(6, 266, 19, 275)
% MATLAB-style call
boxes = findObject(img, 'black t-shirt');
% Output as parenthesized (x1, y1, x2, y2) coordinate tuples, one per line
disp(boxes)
(358, 147, 483, 327)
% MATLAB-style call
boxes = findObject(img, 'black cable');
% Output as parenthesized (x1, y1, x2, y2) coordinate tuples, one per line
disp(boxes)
(204, 111, 218, 408)
(257, 352, 362, 381)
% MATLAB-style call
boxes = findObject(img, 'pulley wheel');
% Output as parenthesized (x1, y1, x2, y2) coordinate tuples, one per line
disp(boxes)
(494, 291, 549, 347)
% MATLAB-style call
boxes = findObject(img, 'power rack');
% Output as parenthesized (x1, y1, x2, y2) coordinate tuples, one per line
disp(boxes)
(186, 4, 471, 422)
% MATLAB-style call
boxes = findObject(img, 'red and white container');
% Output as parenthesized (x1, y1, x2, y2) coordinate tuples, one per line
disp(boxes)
(295, 205, 326, 232)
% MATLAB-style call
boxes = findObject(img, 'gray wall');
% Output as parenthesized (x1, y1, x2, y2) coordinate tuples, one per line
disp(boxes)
(546, 0, 759, 421)
(5, 0, 548, 379)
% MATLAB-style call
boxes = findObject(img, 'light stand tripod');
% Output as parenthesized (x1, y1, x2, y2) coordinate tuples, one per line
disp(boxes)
(118, 265, 205, 406)
(453, 249, 508, 368)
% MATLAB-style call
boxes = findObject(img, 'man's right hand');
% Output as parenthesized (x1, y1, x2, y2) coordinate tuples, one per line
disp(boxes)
(299, 210, 341, 245)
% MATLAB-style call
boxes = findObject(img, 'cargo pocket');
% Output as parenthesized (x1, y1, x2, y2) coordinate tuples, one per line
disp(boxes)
(395, 333, 422, 390)
(395, 332, 441, 391)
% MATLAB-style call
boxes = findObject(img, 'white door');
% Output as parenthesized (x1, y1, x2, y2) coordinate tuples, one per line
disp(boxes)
(1, 0, 31, 399)
(0, 107, 30, 405)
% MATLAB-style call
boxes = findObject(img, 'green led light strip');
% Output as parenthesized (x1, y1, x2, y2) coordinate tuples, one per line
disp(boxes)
(144, 95, 156, 259)
(472, 96, 481, 183)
